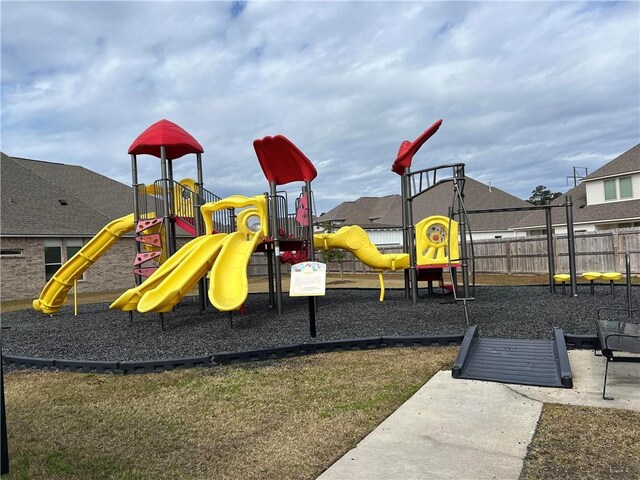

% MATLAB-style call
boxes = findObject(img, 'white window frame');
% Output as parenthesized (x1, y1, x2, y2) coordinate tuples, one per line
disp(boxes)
(44, 238, 86, 281)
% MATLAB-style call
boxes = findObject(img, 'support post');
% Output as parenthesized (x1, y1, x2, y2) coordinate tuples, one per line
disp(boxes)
(131, 154, 142, 285)
(269, 181, 283, 314)
(565, 195, 577, 296)
(160, 146, 174, 258)
(626, 253, 632, 317)
(194, 153, 206, 313)
(167, 158, 177, 256)
(545, 207, 556, 293)
(305, 181, 317, 336)
(266, 245, 275, 308)
(455, 167, 470, 299)
(401, 169, 410, 299)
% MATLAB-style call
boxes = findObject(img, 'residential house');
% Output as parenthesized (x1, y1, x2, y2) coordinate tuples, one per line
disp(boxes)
(318, 177, 533, 246)
(512, 144, 640, 235)
(1, 152, 136, 301)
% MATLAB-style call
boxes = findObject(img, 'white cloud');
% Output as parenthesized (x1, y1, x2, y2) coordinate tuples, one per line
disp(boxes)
(1, 1, 638, 215)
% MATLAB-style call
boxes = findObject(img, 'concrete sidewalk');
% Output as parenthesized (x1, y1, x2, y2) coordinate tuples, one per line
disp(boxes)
(317, 350, 639, 480)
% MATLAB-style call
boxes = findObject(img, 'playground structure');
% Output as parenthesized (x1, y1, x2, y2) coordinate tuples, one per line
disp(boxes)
(33, 118, 583, 319)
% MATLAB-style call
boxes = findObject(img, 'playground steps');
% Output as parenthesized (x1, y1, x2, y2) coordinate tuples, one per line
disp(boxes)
(175, 216, 197, 236)
(452, 326, 573, 388)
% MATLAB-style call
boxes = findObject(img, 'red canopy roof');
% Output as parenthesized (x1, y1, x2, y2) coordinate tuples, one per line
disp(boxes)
(128, 119, 204, 160)
(253, 135, 317, 186)
(391, 119, 443, 175)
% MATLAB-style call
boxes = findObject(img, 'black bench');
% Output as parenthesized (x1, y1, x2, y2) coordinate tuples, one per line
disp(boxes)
(595, 308, 640, 400)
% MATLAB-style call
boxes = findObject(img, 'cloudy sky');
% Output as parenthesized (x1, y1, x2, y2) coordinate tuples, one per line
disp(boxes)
(1, 1, 638, 215)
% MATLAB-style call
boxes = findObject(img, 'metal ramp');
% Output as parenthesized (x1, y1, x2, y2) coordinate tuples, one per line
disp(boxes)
(452, 326, 573, 388)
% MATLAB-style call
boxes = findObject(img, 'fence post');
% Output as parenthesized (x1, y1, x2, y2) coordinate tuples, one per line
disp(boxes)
(505, 239, 512, 274)
(612, 229, 620, 272)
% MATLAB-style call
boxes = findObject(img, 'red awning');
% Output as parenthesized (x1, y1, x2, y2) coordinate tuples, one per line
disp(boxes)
(253, 135, 318, 186)
(128, 119, 204, 160)
(391, 119, 443, 175)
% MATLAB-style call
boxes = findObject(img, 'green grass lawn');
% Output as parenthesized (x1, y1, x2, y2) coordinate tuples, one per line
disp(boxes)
(3, 347, 457, 480)
(521, 403, 640, 480)
(4, 347, 639, 480)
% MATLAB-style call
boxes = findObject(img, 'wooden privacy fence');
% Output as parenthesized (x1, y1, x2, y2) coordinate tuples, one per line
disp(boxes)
(247, 228, 640, 276)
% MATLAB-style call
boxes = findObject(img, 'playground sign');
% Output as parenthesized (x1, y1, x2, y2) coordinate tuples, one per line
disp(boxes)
(290, 262, 326, 297)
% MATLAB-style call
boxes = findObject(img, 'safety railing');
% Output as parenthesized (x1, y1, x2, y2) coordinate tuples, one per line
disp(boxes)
(133, 180, 235, 234)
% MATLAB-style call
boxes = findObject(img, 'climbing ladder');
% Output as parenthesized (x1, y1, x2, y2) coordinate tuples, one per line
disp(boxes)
(133, 217, 164, 279)
(452, 325, 573, 388)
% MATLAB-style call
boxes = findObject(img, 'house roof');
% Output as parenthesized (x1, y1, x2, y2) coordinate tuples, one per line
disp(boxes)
(318, 195, 402, 229)
(582, 143, 640, 181)
(318, 177, 533, 232)
(1, 152, 133, 236)
(513, 144, 640, 230)
(376, 177, 533, 232)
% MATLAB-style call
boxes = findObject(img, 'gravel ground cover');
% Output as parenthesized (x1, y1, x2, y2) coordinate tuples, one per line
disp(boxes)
(2, 286, 638, 362)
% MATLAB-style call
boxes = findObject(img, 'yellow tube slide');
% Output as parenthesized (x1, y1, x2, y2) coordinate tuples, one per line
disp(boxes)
(314, 225, 409, 271)
(33, 214, 135, 314)
(110, 234, 213, 311)
(208, 231, 263, 311)
(135, 233, 228, 313)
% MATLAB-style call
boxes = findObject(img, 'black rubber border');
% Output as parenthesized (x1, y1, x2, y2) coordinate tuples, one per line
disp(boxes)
(3, 335, 464, 374)
(2, 333, 597, 375)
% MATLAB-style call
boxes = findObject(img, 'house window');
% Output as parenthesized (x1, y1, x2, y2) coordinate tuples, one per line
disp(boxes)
(604, 179, 617, 200)
(44, 239, 84, 281)
(619, 177, 633, 199)
(0, 249, 23, 257)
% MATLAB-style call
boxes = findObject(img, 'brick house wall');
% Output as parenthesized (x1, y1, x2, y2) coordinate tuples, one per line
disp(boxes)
(1, 236, 138, 301)
(1, 235, 193, 302)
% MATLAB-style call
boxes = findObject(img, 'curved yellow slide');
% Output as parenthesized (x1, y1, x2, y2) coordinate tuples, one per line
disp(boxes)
(314, 225, 409, 271)
(33, 214, 135, 314)
(134, 233, 228, 313)
(208, 231, 263, 311)
(110, 234, 215, 312)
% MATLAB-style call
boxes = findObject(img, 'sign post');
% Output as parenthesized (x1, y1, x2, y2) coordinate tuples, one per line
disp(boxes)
(290, 262, 326, 337)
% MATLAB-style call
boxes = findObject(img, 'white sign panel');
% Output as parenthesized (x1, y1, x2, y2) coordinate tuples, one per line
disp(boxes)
(289, 262, 326, 297)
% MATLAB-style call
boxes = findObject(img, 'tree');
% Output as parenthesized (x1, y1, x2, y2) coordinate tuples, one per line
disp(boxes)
(528, 185, 562, 206)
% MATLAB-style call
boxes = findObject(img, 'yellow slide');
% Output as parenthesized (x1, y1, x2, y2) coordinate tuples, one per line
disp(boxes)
(203, 195, 269, 312)
(208, 230, 263, 311)
(135, 234, 228, 313)
(314, 225, 409, 271)
(33, 213, 135, 314)
(110, 234, 217, 312)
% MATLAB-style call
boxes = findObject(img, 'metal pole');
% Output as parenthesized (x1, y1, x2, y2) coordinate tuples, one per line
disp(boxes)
(455, 167, 470, 299)
(406, 171, 418, 304)
(626, 253, 632, 317)
(545, 207, 556, 293)
(131, 154, 140, 225)
(160, 146, 174, 258)
(565, 195, 577, 296)
(269, 181, 283, 314)
(194, 153, 206, 312)
(266, 245, 275, 308)
(306, 181, 317, 337)
(402, 169, 410, 300)
(131, 154, 142, 286)
(167, 159, 177, 255)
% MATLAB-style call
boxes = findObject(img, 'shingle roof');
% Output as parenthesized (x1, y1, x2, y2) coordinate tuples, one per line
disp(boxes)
(318, 195, 402, 229)
(377, 177, 533, 232)
(318, 177, 533, 232)
(513, 144, 640, 229)
(582, 144, 640, 181)
(1, 152, 133, 236)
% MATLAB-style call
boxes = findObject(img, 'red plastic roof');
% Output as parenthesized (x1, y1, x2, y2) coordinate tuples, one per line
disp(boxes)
(128, 119, 204, 160)
(253, 135, 318, 186)
(391, 119, 443, 175)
